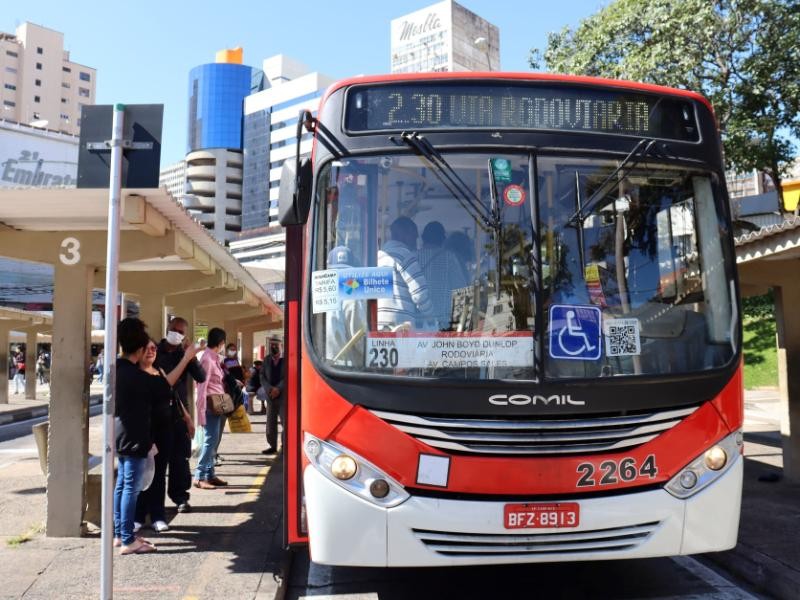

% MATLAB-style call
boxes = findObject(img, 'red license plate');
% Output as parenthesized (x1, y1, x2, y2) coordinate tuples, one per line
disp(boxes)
(503, 502, 580, 529)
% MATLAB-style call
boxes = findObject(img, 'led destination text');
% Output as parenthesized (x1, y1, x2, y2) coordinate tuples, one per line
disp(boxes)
(346, 83, 699, 141)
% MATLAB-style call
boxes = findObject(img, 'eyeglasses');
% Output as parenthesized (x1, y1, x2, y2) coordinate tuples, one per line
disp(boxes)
(145, 345, 157, 352)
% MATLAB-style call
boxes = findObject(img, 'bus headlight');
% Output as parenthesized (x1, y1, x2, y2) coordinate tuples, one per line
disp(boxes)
(665, 430, 742, 499)
(304, 433, 410, 508)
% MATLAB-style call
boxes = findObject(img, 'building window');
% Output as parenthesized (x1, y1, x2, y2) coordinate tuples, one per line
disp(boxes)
(5, 66, 17, 74)
(32, 112, 40, 119)
(62, 82, 70, 89)
(61, 98, 67, 104)
(34, 95, 40, 103)
(35, 62, 42, 70)
(3, 100, 15, 107)
(3, 83, 15, 91)
(37, 47, 43, 54)
(62, 66, 71, 73)
(79, 71, 91, 82)
(5, 50, 18, 58)
(35, 79, 41, 86)
(60, 113, 69, 120)
(78, 87, 90, 97)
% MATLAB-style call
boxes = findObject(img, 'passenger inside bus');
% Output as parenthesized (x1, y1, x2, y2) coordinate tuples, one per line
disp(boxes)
(377, 216, 434, 331)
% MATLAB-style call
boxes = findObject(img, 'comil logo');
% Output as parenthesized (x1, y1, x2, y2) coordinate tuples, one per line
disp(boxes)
(488, 394, 586, 407)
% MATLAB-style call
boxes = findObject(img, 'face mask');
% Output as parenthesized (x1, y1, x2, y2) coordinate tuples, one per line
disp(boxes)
(270, 345, 279, 355)
(227, 350, 237, 357)
(166, 331, 184, 346)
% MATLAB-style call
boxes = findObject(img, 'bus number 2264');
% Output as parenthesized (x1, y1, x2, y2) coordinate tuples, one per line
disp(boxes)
(576, 455, 658, 487)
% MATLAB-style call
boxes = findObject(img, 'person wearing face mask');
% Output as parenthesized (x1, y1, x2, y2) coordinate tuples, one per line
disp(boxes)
(215, 343, 246, 464)
(194, 327, 230, 489)
(260, 336, 284, 455)
(134, 337, 200, 534)
(154, 317, 206, 513)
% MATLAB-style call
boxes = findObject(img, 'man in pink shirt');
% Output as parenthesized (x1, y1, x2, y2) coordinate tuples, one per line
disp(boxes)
(194, 327, 229, 489)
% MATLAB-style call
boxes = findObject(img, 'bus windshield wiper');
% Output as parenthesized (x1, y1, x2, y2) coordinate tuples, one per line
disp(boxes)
(567, 138, 658, 225)
(397, 131, 495, 231)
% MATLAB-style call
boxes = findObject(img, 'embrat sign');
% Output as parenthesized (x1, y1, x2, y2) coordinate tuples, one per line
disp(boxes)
(0, 123, 78, 188)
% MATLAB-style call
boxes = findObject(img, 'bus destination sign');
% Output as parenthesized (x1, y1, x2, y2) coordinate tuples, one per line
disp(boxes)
(345, 83, 699, 141)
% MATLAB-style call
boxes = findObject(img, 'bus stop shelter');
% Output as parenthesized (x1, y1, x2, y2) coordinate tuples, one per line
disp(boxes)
(0, 306, 52, 403)
(0, 187, 282, 536)
(736, 216, 800, 484)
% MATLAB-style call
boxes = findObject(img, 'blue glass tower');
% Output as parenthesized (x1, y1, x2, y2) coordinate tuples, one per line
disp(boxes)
(187, 63, 264, 152)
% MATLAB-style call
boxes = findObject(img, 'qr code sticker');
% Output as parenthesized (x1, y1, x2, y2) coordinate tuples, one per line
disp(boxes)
(603, 318, 641, 356)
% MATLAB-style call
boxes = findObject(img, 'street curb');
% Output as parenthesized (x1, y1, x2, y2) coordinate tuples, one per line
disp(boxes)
(0, 394, 102, 426)
(705, 545, 800, 599)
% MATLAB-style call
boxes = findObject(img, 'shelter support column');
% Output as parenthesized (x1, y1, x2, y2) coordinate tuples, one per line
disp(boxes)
(0, 325, 14, 405)
(774, 284, 800, 484)
(24, 329, 40, 400)
(47, 262, 93, 537)
(138, 294, 165, 338)
(240, 327, 255, 371)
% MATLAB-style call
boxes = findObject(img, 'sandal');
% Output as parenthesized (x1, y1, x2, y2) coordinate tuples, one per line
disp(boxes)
(120, 538, 157, 555)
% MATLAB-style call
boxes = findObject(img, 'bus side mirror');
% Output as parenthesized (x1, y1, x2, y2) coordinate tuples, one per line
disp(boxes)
(278, 157, 312, 226)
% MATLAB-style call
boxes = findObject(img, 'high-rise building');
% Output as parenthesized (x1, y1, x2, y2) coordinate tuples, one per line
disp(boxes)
(0, 22, 96, 136)
(183, 48, 265, 243)
(241, 55, 334, 232)
(390, 0, 500, 73)
(158, 159, 186, 200)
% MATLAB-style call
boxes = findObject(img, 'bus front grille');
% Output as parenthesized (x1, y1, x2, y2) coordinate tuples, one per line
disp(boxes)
(370, 406, 697, 456)
(413, 521, 661, 557)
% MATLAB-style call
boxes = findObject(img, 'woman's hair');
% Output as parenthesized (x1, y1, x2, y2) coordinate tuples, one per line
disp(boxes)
(207, 327, 226, 349)
(118, 318, 149, 355)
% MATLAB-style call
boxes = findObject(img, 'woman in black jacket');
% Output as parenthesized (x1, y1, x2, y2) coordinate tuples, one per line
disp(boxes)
(113, 318, 157, 555)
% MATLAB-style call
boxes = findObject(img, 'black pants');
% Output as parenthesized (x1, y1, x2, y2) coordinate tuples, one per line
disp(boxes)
(136, 427, 173, 523)
(168, 418, 192, 505)
(266, 394, 284, 450)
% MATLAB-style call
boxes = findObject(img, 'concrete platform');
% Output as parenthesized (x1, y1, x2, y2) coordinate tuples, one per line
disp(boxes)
(0, 410, 284, 600)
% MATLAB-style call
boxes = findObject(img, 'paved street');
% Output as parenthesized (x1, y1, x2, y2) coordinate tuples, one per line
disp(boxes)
(0, 389, 793, 599)
(0, 408, 283, 600)
(281, 391, 785, 600)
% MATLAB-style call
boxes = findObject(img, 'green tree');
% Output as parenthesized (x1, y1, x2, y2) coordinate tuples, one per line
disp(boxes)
(531, 0, 800, 202)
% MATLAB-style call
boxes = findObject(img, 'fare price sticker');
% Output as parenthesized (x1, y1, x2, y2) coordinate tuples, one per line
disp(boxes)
(366, 335, 534, 369)
(311, 270, 339, 314)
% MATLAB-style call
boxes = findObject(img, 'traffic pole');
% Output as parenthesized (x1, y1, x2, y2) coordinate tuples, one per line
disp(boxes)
(100, 103, 125, 600)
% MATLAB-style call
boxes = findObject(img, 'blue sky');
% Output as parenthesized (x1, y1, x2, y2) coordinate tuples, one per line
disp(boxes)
(3, 0, 605, 166)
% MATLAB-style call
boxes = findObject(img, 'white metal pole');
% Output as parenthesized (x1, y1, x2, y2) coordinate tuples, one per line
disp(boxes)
(100, 103, 125, 600)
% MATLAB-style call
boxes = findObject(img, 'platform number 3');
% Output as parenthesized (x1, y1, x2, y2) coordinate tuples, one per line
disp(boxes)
(59, 237, 81, 265)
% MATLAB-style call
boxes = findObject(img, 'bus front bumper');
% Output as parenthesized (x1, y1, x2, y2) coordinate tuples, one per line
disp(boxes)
(303, 456, 742, 567)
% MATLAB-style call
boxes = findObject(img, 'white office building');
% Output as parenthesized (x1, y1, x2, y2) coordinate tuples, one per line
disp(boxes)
(0, 22, 96, 136)
(391, 0, 500, 73)
(158, 159, 186, 200)
(241, 55, 334, 232)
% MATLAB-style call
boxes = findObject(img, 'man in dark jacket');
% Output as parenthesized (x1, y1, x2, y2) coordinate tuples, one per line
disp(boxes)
(261, 336, 284, 454)
(155, 317, 205, 513)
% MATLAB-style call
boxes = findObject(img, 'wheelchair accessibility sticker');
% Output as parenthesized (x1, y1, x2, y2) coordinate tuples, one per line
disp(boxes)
(549, 304, 602, 361)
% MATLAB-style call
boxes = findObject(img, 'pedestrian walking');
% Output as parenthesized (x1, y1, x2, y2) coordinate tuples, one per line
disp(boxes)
(12, 348, 25, 395)
(112, 318, 157, 555)
(155, 317, 205, 513)
(194, 327, 230, 489)
(261, 336, 284, 455)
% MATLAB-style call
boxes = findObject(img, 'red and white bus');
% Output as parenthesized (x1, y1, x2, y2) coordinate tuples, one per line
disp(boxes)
(278, 73, 743, 566)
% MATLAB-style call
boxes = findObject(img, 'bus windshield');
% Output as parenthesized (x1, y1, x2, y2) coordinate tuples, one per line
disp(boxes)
(309, 152, 735, 382)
